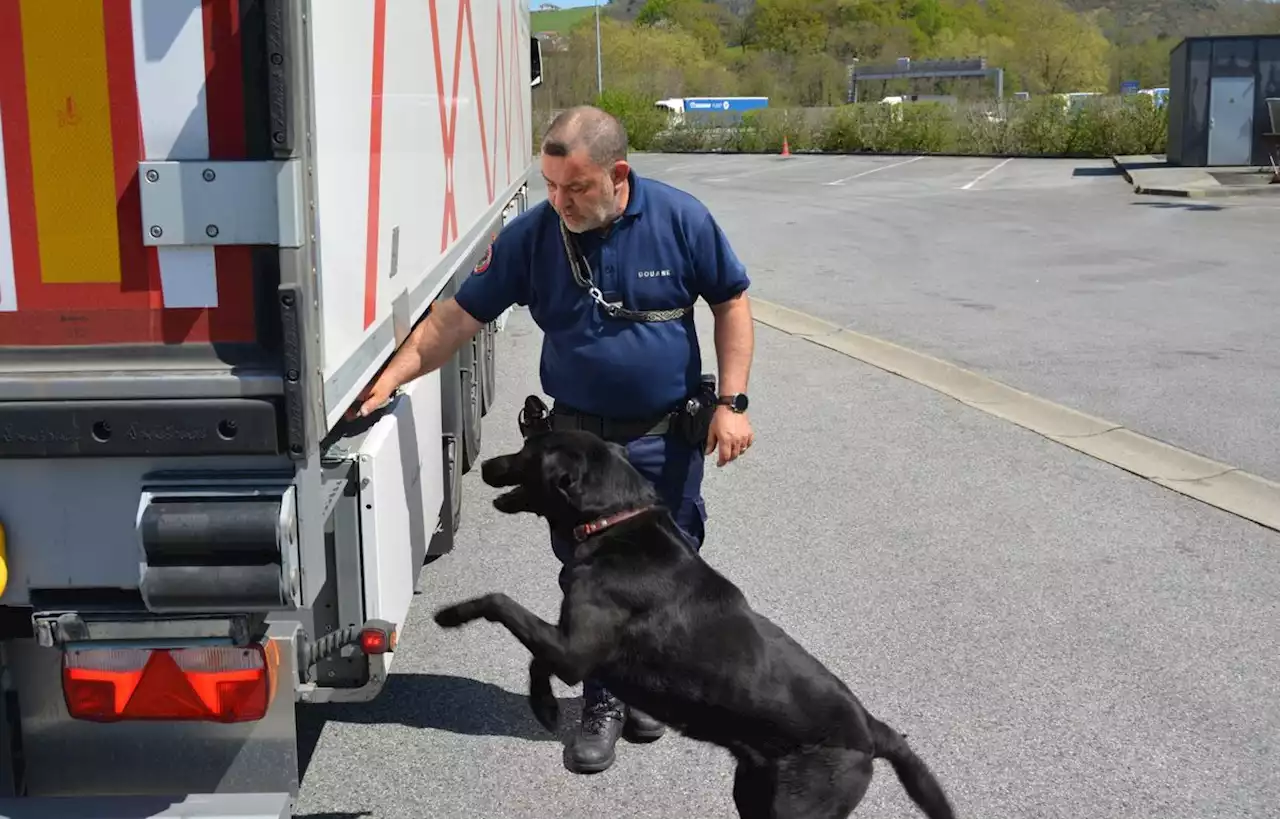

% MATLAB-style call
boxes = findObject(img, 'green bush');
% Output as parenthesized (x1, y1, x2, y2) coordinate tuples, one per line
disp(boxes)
(593, 89, 669, 152)
(641, 95, 1168, 158)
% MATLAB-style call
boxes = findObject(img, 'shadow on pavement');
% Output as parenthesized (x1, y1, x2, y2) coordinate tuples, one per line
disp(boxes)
(1130, 200, 1225, 212)
(1072, 165, 1125, 176)
(296, 673, 581, 778)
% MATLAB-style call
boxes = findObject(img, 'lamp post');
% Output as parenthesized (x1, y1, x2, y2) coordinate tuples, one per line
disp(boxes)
(594, 0, 603, 97)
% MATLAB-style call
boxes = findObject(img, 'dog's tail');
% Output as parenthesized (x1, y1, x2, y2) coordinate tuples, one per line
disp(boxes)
(868, 714, 957, 819)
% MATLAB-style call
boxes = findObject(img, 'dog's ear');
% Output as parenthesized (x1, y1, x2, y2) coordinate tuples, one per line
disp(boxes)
(543, 447, 588, 508)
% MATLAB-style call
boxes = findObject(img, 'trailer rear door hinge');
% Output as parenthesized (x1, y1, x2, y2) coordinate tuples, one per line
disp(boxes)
(139, 159, 304, 248)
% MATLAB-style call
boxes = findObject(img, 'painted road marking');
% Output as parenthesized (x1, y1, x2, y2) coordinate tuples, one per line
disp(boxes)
(961, 157, 1013, 190)
(705, 157, 813, 183)
(749, 297, 1280, 533)
(662, 160, 706, 174)
(824, 155, 924, 186)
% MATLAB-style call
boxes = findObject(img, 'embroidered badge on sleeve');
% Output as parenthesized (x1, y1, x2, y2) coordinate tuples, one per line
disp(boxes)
(472, 233, 497, 275)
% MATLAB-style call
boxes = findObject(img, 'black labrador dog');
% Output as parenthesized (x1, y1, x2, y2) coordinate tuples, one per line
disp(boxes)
(434, 429, 957, 819)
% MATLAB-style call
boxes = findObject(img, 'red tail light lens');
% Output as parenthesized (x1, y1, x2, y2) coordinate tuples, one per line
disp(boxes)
(359, 619, 397, 655)
(62, 644, 270, 723)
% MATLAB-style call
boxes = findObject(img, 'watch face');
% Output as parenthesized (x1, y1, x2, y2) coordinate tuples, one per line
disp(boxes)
(725, 394, 748, 412)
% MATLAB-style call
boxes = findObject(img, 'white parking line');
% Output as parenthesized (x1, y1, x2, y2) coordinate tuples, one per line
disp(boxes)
(705, 158, 812, 183)
(662, 160, 708, 174)
(961, 157, 1013, 190)
(823, 155, 924, 186)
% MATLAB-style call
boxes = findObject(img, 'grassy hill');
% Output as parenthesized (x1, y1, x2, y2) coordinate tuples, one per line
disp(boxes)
(600, 0, 1278, 41)
(530, 6, 596, 34)
(1064, 0, 1279, 41)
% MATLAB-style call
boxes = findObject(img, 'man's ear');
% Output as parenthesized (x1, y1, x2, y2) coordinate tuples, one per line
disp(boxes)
(611, 160, 630, 188)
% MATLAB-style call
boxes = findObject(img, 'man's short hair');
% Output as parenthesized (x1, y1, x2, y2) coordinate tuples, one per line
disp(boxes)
(541, 105, 628, 169)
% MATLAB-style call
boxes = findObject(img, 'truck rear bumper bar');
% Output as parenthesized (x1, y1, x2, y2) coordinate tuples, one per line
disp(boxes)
(0, 792, 290, 819)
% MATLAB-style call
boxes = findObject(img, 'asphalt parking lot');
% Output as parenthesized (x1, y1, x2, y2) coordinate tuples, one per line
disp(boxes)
(294, 154, 1280, 818)
(625, 152, 1280, 483)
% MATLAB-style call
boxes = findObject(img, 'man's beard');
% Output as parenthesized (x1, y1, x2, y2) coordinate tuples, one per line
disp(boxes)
(561, 189, 619, 233)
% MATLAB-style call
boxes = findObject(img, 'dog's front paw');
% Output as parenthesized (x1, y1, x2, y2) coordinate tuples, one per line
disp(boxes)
(528, 659, 559, 733)
(529, 692, 559, 733)
(434, 600, 483, 628)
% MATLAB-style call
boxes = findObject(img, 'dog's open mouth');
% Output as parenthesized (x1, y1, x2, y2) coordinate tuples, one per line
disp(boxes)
(492, 486, 530, 514)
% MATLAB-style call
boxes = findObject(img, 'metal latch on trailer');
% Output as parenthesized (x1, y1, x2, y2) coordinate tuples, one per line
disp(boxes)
(138, 159, 304, 248)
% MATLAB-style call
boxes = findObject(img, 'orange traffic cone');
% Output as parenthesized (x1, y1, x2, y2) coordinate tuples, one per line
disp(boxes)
(781, 136, 791, 157)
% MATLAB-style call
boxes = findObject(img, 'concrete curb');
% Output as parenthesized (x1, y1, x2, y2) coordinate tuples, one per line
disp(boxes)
(1134, 184, 1280, 199)
(750, 297, 1280, 532)
(1111, 155, 1136, 184)
(1111, 155, 1280, 198)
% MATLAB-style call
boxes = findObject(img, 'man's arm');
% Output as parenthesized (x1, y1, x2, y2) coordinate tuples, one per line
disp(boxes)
(689, 208, 755, 466)
(709, 290, 753, 398)
(349, 224, 530, 419)
(350, 297, 482, 418)
(706, 291, 755, 465)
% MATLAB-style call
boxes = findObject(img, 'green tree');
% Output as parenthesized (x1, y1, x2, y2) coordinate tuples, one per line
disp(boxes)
(750, 0, 829, 55)
(645, 0, 730, 56)
(1110, 36, 1174, 90)
(996, 0, 1111, 92)
(564, 16, 737, 101)
(910, 0, 948, 38)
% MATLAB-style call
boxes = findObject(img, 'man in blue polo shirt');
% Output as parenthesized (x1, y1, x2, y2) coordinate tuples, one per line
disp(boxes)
(351, 105, 755, 774)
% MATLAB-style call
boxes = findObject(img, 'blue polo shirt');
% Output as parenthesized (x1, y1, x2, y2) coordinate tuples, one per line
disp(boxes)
(454, 170, 750, 420)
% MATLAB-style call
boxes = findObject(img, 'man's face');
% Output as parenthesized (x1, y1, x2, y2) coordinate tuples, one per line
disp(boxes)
(541, 147, 629, 233)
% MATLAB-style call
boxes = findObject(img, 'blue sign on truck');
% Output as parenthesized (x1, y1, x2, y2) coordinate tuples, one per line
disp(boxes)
(679, 96, 769, 125)
(684, 96, 770, 113)
(654, 96, 770, 126)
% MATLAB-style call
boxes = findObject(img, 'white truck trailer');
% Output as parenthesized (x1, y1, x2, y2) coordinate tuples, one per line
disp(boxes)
(0, 1, 542, 816)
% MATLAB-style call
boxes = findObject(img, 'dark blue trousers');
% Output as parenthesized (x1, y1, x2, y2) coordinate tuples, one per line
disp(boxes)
(549, 431, 707, 706)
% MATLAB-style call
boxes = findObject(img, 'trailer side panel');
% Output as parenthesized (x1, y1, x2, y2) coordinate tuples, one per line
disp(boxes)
(310, 0, 533, 432)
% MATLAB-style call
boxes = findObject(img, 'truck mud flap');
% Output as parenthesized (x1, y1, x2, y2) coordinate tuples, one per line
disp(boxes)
(0, 792, 290, 818)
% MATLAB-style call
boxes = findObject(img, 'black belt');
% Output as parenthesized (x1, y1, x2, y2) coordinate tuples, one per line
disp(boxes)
(549, 404, 672, 441)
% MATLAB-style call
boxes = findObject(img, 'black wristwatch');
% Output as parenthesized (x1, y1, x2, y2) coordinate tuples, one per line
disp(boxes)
(716, 393, 749, 413)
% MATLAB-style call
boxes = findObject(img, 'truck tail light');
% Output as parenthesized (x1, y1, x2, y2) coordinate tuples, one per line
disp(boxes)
(359, 620, 397, 655)
(62, 644, 270, 723)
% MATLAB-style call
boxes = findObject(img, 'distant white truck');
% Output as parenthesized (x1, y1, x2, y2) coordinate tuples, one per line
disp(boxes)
(1138, 87, 1170, 107)
(0, 1, 542, 816)
(655, 95, 769, 127)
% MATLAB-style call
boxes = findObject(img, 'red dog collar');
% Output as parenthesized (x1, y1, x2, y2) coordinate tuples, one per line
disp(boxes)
(572, 506, 655, 542)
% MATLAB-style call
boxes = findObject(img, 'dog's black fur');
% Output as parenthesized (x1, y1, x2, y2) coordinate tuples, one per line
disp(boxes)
(433, 429, 957, 819)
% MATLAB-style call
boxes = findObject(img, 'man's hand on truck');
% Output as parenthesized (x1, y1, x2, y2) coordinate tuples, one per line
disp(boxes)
(348, 297, 483, 419)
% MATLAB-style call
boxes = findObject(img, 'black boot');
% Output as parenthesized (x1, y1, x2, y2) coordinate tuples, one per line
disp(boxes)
(624, 706, 666, 742)
(567, 688, 625, 774)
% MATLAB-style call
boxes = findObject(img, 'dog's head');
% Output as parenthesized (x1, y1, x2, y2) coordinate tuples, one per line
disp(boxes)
(480, 430, 660, 528)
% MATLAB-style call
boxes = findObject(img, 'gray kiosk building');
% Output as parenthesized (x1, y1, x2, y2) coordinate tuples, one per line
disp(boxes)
(1166, 34, 1280, 167)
